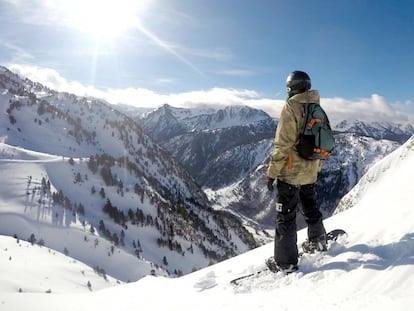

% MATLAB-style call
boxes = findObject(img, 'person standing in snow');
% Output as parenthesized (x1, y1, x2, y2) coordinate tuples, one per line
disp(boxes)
(266, 70, 327, 273)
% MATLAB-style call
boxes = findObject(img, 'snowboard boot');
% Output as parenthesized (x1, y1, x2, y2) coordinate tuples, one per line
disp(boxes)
(265, 257, 298, 274)
(302, 236, 327, 254)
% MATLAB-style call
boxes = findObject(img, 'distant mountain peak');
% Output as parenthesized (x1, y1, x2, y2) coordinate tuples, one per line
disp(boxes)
(334, 119, 414, 143)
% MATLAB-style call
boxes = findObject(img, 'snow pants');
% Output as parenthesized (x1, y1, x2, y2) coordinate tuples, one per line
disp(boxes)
(274, 180, 326, 265)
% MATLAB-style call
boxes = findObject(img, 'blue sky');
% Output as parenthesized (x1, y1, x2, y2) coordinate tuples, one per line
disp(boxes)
(1, 0, 414, 122)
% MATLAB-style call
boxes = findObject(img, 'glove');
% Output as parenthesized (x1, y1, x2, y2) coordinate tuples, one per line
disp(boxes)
(267, 178, 275, 191)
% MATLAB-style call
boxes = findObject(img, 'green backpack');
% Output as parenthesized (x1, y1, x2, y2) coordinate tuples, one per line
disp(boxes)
(296, 103, 334, 160)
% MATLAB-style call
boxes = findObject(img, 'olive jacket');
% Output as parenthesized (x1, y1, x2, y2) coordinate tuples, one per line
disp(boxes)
(267, 90, 323, 185)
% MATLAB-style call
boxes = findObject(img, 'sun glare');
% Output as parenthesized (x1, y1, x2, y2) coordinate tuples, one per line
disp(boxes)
(64, 0, 146, 39)
(62, 0, 203, 77)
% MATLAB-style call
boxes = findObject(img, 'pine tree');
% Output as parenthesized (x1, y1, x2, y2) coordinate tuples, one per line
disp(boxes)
(99, 187, 105, 198)
(28, 233, 36, 245)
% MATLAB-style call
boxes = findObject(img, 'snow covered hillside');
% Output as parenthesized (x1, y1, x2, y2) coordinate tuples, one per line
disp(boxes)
(0, 143, 163, 282)
(0, 235, 121, 294)
(0, 66, 256, 282)
(2, 134, 413, 310)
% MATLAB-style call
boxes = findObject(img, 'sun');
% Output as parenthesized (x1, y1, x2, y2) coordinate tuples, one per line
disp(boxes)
(61, 0, 202, 76)
(64, 0, 148, 39)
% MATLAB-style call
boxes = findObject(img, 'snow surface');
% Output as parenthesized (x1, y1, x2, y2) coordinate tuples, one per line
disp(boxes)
(1, 133, 414, 310)
(0, 142, 165, 282)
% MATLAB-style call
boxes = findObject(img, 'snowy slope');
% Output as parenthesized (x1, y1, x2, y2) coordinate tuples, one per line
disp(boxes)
(0, 143, 162, 282)
(0, 67, 256, 282)
(336, 132, 414, 214)
(0, 236, 121, 294)
(2, 135, 413, 310)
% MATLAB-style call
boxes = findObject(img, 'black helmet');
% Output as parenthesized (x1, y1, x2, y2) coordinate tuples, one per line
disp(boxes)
(286, 70, 311, 97)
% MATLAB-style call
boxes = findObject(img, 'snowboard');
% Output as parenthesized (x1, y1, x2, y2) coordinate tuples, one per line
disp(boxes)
(230, 229, 347, 286)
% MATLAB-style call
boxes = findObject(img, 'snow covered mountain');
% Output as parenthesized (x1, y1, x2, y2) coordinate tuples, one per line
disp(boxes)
(0, 66, 257, 281)
(141, 103, 271, 140)
(335, 119, 414, 143)
(139, 104, 276, 188)
(2, 134, 414, 311)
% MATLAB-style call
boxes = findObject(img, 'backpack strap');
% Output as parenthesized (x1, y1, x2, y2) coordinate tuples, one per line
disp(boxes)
(307, 118, 324, 129)
(301, 103, 311, 133)
(314, 148, 331, 158)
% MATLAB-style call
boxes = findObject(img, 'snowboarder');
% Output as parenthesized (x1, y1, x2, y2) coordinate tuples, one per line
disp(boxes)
(266, 70, 327, 273)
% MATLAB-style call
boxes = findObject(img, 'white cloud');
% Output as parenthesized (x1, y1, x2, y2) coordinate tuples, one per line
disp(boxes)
(7, 64, 106, 98)
(5, 64, 414, 125)
(322, 95, 414, 125)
